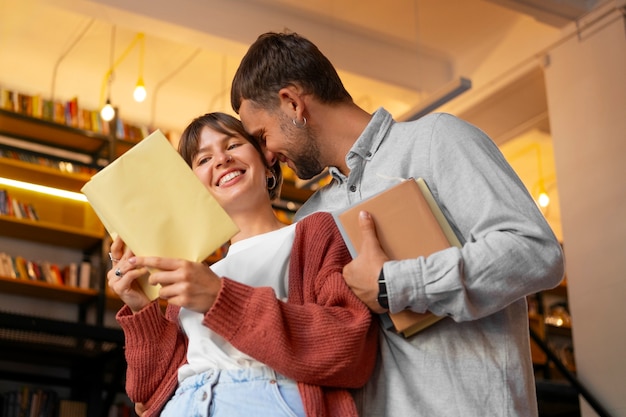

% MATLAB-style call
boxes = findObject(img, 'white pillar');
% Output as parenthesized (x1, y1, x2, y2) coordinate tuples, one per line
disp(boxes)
(543, 2, 626, 416)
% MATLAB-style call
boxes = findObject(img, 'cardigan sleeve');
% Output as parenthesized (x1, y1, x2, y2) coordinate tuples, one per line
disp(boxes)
(116, 302, 186, 406)
(203, 212, 378, 389)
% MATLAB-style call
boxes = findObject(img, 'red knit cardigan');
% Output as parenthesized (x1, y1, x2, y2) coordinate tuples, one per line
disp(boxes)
(117, 212, 378, 417)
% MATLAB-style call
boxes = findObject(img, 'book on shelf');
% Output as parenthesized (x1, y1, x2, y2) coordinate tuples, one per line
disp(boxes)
(81, 129, 239, 301)
(13, 256, 29, 280)
(64, 262, 78, 287)
(333, 177, 463, 338)
(26, 260, 40, 281)
(49, 263, 64, 285)
(0, 252, 16, 278)
(79, 261, 91, 289)
(40, 261, 54, 284)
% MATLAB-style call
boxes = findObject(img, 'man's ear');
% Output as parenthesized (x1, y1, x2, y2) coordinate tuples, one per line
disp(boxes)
(278, 85, 305, 119)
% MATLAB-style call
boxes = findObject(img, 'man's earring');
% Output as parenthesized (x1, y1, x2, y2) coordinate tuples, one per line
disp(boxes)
(292, 117, 307, 128)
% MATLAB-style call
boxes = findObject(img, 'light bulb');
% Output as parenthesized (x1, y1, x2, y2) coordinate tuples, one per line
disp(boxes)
(133, 77, 147, 102)
(538, 192, 550, 208)
(100, 100, 115, 122)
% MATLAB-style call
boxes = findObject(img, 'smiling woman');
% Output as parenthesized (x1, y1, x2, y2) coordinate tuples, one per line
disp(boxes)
(178, 113, 283, 214)
(105, 112, 378, 417)
(179, 114, 284, 237)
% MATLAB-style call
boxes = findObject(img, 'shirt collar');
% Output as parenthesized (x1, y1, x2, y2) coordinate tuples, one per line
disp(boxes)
(328, 108, 393, 183)
(350, 107, 392, 159)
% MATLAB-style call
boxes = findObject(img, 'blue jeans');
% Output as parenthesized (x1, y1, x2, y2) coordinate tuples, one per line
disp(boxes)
(160, 367, 305, 417)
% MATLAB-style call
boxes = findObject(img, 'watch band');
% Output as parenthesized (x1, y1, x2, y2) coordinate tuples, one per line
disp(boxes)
(377, 268, 389, 310)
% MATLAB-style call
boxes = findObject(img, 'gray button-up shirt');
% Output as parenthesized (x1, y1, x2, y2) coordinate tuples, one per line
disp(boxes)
(297, 108, 563, 416)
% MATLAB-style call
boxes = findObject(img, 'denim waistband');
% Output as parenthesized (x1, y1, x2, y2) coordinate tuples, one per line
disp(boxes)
(180, 366, 289, 389)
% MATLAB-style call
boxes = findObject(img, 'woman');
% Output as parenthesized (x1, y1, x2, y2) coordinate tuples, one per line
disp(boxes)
(107, 112, 377, 417)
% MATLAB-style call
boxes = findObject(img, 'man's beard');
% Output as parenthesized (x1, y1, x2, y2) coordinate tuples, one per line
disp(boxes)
(280, 117, 324, 180)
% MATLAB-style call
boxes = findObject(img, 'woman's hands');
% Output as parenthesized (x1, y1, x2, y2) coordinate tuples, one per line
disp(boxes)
(107, 236, 150, 313)
(107, 236, 223, 314)
(132, 256, 222, 314)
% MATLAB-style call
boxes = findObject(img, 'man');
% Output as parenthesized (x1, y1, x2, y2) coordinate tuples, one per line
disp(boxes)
(231, 31, 564, 417)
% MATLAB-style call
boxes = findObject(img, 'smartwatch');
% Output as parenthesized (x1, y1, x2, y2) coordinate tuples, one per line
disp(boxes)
(377, 268, 389, 310)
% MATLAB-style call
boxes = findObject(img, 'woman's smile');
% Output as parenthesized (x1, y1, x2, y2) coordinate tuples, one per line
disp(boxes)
(218, 169, 244, 187)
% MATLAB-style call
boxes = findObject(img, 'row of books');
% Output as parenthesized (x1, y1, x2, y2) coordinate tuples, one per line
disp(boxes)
(0, 89, 110, 136)
(0, 87, 152, 144)
(0, 252, 92, 290)
(0, 148, 97, 176)
(0, 189, 39, 221)
(0, 387, 95, 417)
(0, 388, 138, 417)
(1, 386, 59, 417)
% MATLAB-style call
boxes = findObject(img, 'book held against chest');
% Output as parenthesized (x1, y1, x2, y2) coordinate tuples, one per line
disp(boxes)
(81, 129, 238, 300)
(333, 177, 462, 337)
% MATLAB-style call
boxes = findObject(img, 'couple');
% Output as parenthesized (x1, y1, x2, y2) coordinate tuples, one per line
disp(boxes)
(108, 32, 564, 417)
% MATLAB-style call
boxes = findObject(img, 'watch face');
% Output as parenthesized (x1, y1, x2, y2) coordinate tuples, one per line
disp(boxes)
(377, 274, 389, 309)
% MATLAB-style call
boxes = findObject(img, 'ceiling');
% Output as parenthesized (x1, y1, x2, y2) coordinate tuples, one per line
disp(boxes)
(0, 0, 604, 134)
(0, 0, 608, 240)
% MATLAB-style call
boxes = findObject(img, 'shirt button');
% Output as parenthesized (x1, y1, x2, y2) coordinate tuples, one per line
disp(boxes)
(350, 185, 357, 192)
(201, 392, 208, 401)
(366, 151, 372, 157)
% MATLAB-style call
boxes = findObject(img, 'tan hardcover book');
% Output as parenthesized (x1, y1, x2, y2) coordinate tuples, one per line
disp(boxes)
(81, 129, 238, 300)
(333, 178, 462, 337)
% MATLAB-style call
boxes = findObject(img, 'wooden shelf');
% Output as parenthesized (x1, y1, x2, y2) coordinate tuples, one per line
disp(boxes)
(0, 275, 97, 304)
(0, 157, 92, 192)
(0, 215, 103, 250)
(0, 109, 138, 162)
(0, 109, 109, 156)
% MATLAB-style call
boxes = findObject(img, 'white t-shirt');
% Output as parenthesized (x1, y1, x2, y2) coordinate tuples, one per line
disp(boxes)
(177, 223, 296, 381)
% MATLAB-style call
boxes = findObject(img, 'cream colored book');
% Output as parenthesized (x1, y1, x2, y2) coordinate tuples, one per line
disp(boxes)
(333, 177, 462, 337)
(81, 130, 238, 300)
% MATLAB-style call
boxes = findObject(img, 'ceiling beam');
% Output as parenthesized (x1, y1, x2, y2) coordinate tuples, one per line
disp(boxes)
(484, 0, 603, 27)
(457, 66, 549, 145)
(50, 0, 454, 93)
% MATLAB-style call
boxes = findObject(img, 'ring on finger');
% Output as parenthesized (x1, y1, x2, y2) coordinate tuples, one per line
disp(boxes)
(115, 268, 123, 277)
(109, 252, 120, 263)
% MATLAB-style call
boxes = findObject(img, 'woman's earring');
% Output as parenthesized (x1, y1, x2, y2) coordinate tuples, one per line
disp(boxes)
(267, 173, 277, 190)
(291, 117, 307, 128)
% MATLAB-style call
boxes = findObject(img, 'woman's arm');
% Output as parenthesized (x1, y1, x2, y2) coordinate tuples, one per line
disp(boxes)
(117, 303, 187, 404)
(204, 212, 378, 388)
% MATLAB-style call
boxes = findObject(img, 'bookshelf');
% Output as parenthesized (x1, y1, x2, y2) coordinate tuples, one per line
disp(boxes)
(0, 109, 135, 162)
(0, 108, 126, 417)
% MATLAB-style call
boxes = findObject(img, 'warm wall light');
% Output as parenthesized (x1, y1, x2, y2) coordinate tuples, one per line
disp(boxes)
(133, 33, 147, 102)
(0, 177, 88, 202)
(133, 77, 147, 102)
(101, 26, 117, 122)
(535, 145, 550, 208)
(100, 99, 115, 122)
(537, 187, 550, 208)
